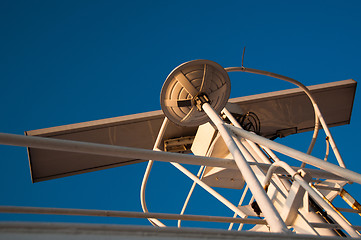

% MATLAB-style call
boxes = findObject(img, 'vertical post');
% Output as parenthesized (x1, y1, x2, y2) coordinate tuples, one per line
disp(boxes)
(202, 103, 289, 234)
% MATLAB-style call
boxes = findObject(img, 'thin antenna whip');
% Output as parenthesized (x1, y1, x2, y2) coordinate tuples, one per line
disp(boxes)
(241, 47, 246, 67)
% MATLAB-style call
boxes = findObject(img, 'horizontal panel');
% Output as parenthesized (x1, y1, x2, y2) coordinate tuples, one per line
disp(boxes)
(26, 79, 356, 182)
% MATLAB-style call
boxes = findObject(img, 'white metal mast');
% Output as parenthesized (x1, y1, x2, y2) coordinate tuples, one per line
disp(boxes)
(0, 59, 360, 239)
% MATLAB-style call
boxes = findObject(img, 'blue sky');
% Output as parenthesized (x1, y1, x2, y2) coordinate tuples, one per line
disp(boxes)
(1, 0, 361, 230)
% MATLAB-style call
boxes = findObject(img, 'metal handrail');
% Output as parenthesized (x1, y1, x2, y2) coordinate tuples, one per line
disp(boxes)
(1, 205, 361, 231)
(0, 132, 349, 181)
(0, 206, 265, 225)
(225, 67, 344, 168)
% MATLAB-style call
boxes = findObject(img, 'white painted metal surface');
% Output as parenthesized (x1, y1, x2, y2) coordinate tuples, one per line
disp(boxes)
(0, 223, 347, 240)
(1, 59, 360, 239)
(226, 124, 361, 185)
(202, 103, 289, 233)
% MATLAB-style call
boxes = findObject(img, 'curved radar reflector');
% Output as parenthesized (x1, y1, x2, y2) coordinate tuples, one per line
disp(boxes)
(160, 60, 231, 127)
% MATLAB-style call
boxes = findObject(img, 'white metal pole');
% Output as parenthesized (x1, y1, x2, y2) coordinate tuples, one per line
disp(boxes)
(222, 108, 292, 196)
(226, 124, 361, 185)
(225, 67, 340, 167)
(222, 108, 273, 164)
(140, 117, 169, 227)
(0, 206, 265, 225)
(0, 133, 250, 225)
(0, 132, 347, 181)
(0, 132, 237, 169)
(169, 161, 248, 219)
(228, 184, 249, 231)
(202, 103, 289, 234)
(225, 67, 345, 168)
(263, 161, 360, 238)
(177, 165, 205, 228)
(140, 118, 248, 223)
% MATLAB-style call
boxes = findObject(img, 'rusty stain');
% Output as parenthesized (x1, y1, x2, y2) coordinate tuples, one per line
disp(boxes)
(339, 189, 361, 217)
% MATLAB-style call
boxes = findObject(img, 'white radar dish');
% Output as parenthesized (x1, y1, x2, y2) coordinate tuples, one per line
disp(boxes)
(160, 60, 231, 127)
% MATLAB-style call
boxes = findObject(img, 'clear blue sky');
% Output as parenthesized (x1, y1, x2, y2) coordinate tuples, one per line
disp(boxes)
(1, 0, 361, 230)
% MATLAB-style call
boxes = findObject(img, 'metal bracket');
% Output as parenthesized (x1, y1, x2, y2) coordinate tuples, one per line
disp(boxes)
(193, 93, 210, 112)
